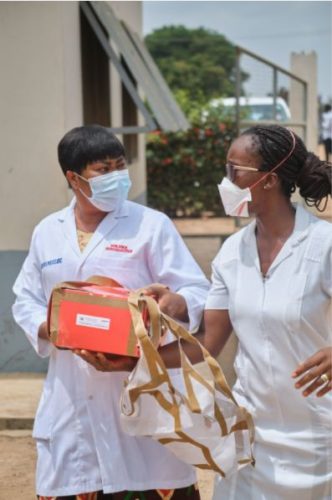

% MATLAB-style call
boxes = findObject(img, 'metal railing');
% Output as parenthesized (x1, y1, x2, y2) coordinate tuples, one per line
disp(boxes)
(235, 46, 308, 144)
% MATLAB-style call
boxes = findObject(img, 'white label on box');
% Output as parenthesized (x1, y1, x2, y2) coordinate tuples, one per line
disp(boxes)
(76, 313, 110, 330)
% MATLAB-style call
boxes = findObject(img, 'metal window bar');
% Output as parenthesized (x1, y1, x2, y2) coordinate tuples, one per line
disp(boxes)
(83, 1, 189, 133)
(122, 22, 189, 131)
(80, 1, 156, 134)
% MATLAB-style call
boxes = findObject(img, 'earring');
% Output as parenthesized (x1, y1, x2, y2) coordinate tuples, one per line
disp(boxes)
(263, 185, 268, 190)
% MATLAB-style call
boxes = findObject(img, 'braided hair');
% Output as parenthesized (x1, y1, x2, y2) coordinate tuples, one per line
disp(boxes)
(241, 125, 332, 211)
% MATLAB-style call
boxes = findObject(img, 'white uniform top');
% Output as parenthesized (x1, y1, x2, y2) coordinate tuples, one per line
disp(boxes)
(12, 199, 210, 497)
(206, 204, 332, 500)
(322, 110, 332, 141)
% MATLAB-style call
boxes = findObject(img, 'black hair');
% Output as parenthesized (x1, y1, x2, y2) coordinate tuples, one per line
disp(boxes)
(324, 104, 332, 113)
(57, 125, 125, 175)
(241, 124, 332, 211)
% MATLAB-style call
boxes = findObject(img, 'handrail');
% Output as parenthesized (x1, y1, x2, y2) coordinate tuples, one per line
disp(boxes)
(236, 46, 308, 85)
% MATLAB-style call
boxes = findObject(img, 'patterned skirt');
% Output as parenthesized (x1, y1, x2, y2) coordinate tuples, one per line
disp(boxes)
(37, 483, 200, 500)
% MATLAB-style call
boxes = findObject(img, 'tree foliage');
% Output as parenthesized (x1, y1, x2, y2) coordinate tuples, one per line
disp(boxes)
(145, 25, 243, 108)
(146, 115, 237, 218)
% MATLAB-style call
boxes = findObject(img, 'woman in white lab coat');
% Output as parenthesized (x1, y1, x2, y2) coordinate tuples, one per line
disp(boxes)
(12, 125, 210, 500)
(83, 125, 332, 499)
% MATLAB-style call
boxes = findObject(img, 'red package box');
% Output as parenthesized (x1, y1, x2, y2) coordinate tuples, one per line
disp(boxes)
(48, 278, 144, 357)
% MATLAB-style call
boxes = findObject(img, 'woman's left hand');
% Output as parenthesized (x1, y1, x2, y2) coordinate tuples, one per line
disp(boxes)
(74, 350, 137, 372)
(292, 347, 332, 397)
(142, 284, 189, 323)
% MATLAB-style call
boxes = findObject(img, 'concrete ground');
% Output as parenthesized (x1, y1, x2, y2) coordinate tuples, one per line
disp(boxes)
(0, 373, 217, 500)
(0, 373, 43, 499)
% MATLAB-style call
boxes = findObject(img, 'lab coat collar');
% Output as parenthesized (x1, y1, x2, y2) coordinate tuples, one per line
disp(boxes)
(83, 201, 130, 261)
(66, 196, 130, 218)
(57, 198, 80, 257)
(243, 203, 311, 246)
(57, 197, 130, 260)
(288, 203, 311, 247)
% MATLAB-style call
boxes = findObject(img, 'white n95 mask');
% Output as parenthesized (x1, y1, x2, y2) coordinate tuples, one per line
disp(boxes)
(218, 177, 252, 217)
(78, 169, 132, 212)
(218, 128, 297, 218)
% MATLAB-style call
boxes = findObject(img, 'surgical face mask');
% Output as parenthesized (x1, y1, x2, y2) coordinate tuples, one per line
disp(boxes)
(218, 129, 297, 218)
(218, 177, 252, 217)
(78, 169, 132, 212)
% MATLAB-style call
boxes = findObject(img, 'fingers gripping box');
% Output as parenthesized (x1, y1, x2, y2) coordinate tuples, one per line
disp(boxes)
(48, 279, 143, 357)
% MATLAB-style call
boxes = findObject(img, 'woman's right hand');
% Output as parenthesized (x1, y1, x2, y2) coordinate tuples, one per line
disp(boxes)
(292, 347, 332, 397)
(74, 350, 137, 372)
(38, 321, 50, 341)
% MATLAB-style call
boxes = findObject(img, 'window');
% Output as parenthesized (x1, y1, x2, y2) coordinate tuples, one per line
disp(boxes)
(80, 1, 189, 133)
(121, 58, 138, 163)
(79, 2, 189, 134)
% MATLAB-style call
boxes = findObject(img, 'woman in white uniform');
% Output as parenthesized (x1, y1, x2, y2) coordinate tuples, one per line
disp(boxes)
(206, 125, 332, 499)
(12, 125, 210, 500)
(76, 125, 332, 499)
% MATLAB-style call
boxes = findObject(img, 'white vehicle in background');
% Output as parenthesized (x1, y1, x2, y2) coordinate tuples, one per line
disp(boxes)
(205, 96, 291, 122)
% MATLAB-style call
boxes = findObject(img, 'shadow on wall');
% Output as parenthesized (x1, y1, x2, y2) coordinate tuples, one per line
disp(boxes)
(0, 251, 48, 373)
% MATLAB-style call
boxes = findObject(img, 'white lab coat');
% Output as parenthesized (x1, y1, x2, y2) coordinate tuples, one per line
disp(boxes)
(12, 198, 210, 496)
(206, 205, 332, 500)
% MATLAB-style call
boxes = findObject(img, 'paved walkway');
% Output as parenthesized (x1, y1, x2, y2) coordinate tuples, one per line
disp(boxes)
(0, 373, 216, 500)
(0, 373, 44, 430)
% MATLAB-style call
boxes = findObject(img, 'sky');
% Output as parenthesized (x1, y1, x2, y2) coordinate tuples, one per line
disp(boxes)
(143, 1, 332, 102)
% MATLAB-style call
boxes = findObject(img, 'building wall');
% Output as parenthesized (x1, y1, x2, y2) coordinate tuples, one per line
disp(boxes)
(0, 2, 82, 251)
(0, 1, 145, 371)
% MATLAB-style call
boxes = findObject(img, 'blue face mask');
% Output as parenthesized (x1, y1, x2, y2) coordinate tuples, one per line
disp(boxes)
(78, 169, 132, 212)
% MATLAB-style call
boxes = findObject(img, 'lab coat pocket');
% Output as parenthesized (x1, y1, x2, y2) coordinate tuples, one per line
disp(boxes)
(32, 384, 53, 440)
(40, 257, 66, 292)
(307, 398, 332, 430)
(95, 257, 141, 288)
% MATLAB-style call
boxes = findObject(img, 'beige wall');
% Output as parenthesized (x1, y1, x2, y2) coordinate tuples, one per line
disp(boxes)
(0, 1, 145, 251)
(290, 52, 318, 152)
(0, 2, 82, 250)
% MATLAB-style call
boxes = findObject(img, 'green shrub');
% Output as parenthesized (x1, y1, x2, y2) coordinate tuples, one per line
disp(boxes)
(146, 117, 237, 218)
